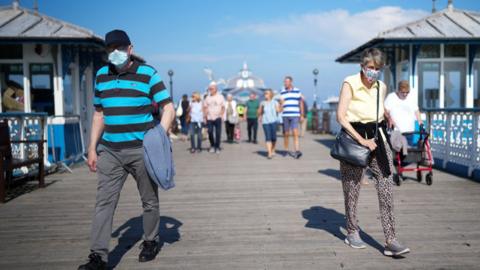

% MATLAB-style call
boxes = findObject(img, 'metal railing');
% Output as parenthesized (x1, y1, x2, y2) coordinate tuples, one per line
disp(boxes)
(310, 109, 341, 135)
(311, 108, 480, 181)
(0, 112, 48, 177)
(47, 115, 86, 173)
(424, 108, 480, 180)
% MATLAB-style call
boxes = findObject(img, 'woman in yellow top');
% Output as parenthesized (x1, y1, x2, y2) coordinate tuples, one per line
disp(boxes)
(336, 48, 410, 256)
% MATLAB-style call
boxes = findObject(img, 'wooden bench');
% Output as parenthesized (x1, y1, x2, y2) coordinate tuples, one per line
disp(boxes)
(0, 120, 46, 203)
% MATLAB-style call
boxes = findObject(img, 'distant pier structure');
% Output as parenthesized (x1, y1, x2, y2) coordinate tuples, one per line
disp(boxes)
(222, 62, 268, 104)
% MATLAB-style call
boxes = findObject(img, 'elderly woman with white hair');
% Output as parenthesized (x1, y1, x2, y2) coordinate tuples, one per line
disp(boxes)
(335, 48, 410, 256)
(224, 94, 238, 143)
(203, 82, 225, 153)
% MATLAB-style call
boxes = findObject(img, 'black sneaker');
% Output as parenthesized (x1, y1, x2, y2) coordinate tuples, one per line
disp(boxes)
(295, 151, 303, 159)
(139, 240, 159, 262)
(78, 253, 106, 270)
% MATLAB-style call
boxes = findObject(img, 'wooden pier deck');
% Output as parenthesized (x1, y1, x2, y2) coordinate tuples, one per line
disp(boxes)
(0, 129, 479, 269)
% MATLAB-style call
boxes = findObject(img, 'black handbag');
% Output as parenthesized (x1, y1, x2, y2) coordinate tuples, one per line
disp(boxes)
(330, 82, 380, 167)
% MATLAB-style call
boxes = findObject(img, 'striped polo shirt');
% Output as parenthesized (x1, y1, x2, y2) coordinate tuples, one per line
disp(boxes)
(93, 60, 171, 149)
(280, 87, 302, 117)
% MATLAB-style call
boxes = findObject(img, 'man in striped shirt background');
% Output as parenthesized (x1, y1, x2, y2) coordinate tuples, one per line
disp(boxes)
(280, 76, 304, 159)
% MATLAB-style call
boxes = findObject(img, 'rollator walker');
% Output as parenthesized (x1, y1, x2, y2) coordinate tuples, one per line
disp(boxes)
(393, 125, 434, 186)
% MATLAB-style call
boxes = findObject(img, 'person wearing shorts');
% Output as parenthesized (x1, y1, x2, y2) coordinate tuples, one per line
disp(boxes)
(280, 76, 304, 159)
(258, 89, 281, 159)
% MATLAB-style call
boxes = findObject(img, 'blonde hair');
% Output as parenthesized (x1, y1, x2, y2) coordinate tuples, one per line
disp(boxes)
(361, 48, 385, 68)
(191, 91, 201, 102)
(264, 89, 273, 100)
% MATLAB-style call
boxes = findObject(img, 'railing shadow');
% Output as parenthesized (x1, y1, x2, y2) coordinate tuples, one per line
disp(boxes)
(315, 139, 336, 149)
(5, 179, 57, 202)
(302, 206, 384, 254)
(318, 169, 341, 181)
(108, 215, 182, 269)
(254, 150, 268, 157)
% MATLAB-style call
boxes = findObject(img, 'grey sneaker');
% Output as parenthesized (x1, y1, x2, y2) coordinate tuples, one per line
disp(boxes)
(344, 232, 366, 249)
(215, 148, 221, 154)
(384, 240, 410, 256)
(208, 147, 215, 153)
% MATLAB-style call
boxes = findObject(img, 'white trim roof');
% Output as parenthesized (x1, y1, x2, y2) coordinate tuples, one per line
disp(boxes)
(0, 4, 102, 41)
(377, 7, 480, 39)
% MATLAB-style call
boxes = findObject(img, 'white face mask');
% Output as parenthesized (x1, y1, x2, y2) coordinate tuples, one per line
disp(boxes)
(108, 49, 129, 67)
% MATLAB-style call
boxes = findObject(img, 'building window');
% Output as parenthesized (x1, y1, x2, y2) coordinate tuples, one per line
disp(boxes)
(396, 46, 409, 62)
(418, 62, 440, 109)
(63, 63, 75, 115)
(30, 63, 54, 115)
(397, 61, 409, 83)
(418, 45, 440, 58)
(1, 64, 24, 112)
(444, 44, 466, 58)
(0, 45, 23, 59)
(444, 62, 466, 108)
(473, 62, 480, 107)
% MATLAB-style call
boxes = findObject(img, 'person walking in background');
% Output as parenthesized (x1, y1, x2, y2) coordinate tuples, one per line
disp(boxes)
(179, 94, 190, 139)
(189, 91, 203, 153)
(244, 93, 260, 143)
(300, 99, 308, 137)
(203, 82, 225, 154)
(258, 89, 281, 159)
(336, 48, 409, 256)
(79, 29, 175, 270)
(280, 76, 304, 159)
(224, 94, 238, 143)
(384, 80, 423, 145)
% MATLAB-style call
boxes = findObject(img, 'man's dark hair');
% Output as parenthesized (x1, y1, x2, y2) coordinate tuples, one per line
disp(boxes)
(285, 76, 293, 82)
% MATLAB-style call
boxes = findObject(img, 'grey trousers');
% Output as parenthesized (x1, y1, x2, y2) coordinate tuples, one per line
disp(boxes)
(90, 144, 159, 262)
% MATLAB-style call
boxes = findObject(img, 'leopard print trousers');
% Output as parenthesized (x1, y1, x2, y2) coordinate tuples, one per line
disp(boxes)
(340, 138, 396, 243)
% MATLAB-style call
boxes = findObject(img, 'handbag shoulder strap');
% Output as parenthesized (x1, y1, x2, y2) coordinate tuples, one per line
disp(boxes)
(375, 81, 380, 139)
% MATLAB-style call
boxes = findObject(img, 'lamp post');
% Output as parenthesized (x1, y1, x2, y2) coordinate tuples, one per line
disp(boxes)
(312, 68, 319, 108)
(168, 69, 174, 100)
(312, 68, 319, 133)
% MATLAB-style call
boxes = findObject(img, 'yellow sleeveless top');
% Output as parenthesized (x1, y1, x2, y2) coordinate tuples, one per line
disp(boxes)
(344, 73, 386, 123)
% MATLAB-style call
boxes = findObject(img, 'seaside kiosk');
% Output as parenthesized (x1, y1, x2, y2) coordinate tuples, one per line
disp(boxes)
(0, 1, 105, 172)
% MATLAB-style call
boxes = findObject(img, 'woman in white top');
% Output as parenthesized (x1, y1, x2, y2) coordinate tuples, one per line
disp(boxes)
(224, 94, 238, 143)
(258, 89, 281, 159)
(189, 92, 204, 153)
(336, 48, 409, 256)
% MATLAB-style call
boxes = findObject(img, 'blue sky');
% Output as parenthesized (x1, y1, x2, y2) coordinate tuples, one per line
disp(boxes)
(3, 0, 480, 105)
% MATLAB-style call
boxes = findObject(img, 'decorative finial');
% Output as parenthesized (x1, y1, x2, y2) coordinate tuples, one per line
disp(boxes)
(447, 0, 453, 11)
(12, 0, 19, 10)
(34, 0, 38, 14)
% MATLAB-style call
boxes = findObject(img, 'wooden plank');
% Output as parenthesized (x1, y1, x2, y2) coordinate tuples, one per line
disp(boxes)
(0, 126, 479, 269)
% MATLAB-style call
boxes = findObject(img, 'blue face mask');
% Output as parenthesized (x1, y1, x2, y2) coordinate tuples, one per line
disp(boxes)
(362, 67, 381, 83)
(108, 49, 129, 67)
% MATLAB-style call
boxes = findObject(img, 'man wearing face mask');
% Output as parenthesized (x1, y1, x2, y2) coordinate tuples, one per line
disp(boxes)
(78, 29, 175, 270)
